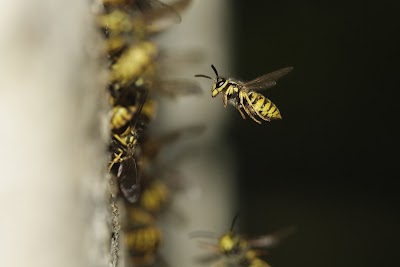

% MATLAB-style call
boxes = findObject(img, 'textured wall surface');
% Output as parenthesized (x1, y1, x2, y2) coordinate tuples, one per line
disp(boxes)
(0, 1, 109, 267)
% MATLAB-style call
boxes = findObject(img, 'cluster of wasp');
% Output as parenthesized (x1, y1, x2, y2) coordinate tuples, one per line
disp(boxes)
(97, 0, 203, 266)
(96, 0, 293, 267)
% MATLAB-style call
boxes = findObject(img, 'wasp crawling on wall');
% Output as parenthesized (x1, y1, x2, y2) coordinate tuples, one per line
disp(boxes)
(195, 65, 293, 124)
(99, 0, 191, 57)
(109, 90, 148, 203)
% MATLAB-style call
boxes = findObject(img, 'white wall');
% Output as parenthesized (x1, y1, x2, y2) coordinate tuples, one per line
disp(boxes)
(0, 1, 109, 267)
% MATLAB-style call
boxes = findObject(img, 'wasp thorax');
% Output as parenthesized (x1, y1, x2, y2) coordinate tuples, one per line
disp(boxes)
(218, 232, 245, 256)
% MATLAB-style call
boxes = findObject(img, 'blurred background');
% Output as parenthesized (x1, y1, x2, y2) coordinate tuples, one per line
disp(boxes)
(228, 1, 400, 267)
(158, 1, 399, 267)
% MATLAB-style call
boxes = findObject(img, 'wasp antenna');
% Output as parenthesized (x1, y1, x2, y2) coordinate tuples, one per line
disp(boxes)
(131, 90, 149, 131)
(195, 74, 213, 80)
(211, 64, 219, 78)
(230, 212, 240, 232)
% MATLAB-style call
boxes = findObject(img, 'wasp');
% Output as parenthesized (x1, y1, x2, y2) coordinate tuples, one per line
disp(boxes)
(101, 0, 189, 14)
(109, 90, 148, 203)
(137, 177, 170, 215)
(110, 99, 157, 135)
(195, 65, 293, 124)
(99, 0, 191, 56)
(122, 124, 205, 264)
(110, 41, 159, 88)
(109, 43, 202, 102)
(124, 206, 163, 266)
(190, 215, 295, 267)
(109, 80, 201, 134)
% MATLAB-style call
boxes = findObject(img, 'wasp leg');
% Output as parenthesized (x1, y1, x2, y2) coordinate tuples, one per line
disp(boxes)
(248, 104, 268, 124)
(238, 91, 251, 116)
(253, 106, 272, 122)
(113, 133, 128, 146)
(239, 92, 261, 124)
(237, 105, 246, 119)
(259, 115, 272, 122)
(220, 93, 228, 108)
(109, 149, 123, 171)
(246, 106, 262, 124)
(234, 97, 246, 119)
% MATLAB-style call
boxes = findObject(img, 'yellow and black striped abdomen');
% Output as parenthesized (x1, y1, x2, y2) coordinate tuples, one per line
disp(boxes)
(125, 226, 162, 253)
(124, 207, 162, 264)
(240, 250, 272, 267)
(110, 105, 132, 134)
(140, 180, 170, 214)
(247, 91, 282, 120)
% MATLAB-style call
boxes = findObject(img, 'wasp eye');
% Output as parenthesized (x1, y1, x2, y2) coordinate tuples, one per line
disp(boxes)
(217, 80, 225, 88)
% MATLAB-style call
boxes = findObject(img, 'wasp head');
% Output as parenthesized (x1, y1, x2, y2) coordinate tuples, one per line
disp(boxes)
(218, 231, 247, 256)
(195, 64, 227, 98)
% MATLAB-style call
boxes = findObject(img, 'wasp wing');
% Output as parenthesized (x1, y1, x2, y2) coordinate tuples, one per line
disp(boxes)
(242, 67, 293, 91)
(142, 124, 205, 161)
(193, 253, 221, 264)
(136, 0, 184, 23)
(155, 79, 203, 98)
(151, 124, 205, 147)
(118, 157, 140, 203)
(116, 90, 147, 203)
(188, 230, 219, 239)
(247, 226, 296, 248)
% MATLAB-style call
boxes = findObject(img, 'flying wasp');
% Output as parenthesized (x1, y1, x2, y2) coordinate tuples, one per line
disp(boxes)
(190, 215, 295, 267)
(109, 90, 148, 203)
(195, 65, 293, 124)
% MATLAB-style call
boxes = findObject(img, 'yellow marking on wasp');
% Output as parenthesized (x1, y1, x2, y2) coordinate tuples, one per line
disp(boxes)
(254, 98, 264, 110)
(212, 89, 219, 97)
(226, 85, 234, 96)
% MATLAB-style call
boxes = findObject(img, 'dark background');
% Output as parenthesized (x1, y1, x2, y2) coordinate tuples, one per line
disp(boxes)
(229, 1, 399, 267)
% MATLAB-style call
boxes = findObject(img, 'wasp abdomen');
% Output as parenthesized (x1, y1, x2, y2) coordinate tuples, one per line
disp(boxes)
(247, 92, 282, 120)
(125, 226, 162, 252)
